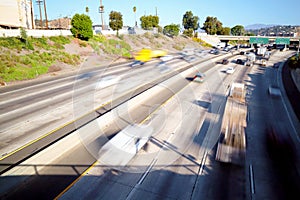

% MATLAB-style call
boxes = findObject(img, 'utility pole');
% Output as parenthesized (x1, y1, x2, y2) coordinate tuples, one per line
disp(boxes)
(30, 0, 35, 29)
(43, 0, 48, 29)
(36, 0, 43, 28)
(99, 0, 104, 30)
(297, 38, 300, 60)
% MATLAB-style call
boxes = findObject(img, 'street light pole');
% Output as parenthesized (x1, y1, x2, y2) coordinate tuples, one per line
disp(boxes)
(99, 0, 104, 30)
(297, 38, 300, 60)
(43, 0, 48, 29)
(36, 0, 43, 28)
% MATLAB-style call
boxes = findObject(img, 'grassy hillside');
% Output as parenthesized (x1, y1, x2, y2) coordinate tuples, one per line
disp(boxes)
(0, 32, 204, 84)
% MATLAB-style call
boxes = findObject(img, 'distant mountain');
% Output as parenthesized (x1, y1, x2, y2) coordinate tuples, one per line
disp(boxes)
(245, 24, 277, 30)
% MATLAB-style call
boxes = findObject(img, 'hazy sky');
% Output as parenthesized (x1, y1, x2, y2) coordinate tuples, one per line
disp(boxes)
(33, 0, 300, 28)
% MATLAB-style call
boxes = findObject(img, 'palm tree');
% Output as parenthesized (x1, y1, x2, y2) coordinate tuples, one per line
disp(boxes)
(133, 6, 137, 27)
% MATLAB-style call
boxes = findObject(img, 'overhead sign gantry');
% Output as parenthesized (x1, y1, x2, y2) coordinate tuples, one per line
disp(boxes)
(275, 38, 290, 45)
(249, 37, 269, 44)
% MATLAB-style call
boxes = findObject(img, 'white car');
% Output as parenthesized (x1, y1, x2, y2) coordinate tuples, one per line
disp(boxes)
(226, 67, 235, 74)
(96, 75, 121, 89)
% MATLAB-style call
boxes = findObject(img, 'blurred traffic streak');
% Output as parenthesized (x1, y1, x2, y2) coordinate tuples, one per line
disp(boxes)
(265, 125, 300, 199)
(265, 125, 296, 163)
(130, 48, 167, 67)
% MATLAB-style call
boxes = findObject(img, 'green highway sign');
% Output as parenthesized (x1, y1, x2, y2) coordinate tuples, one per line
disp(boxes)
(275, 38, 290, 45)
(249, 37, 269, 44)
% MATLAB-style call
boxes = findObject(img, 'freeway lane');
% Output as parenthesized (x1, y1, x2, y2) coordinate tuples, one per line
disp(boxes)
(244, 50, 300, 200)
(1, 50, 217, 196)
(0, 49, 248, 199)
(1, 47, 236, 176)
(0, 54, 198, 157)
(58, 54, 250, 199)
(0, 52, 224, 199)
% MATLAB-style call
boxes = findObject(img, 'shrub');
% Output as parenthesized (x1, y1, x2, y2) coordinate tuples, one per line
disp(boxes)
(49, 36, 71, 45)
(70, 14, 93, 41)
(0, 37, 25, 50)
(183, 29, 193, 37)
(163, 24, 180, 37)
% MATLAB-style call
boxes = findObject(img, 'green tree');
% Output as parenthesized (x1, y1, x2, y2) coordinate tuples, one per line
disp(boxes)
(109, 11, 123, 36)
(140, 15, 159, 30)
(221, 27, 231, 35)
(202, 16, 223, 35)
(182, 11, 199, 34)
(231, 25, 245, 36)
(70, 13, 93, 41)
(163, 24, 180, 37)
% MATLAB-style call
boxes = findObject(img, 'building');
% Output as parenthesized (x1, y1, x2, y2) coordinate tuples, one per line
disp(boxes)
(0, 0, 34, 29)
(48, 17, 71, 30)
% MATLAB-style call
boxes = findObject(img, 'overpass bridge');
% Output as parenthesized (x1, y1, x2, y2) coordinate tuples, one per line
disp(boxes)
(217, 35, 300, 43)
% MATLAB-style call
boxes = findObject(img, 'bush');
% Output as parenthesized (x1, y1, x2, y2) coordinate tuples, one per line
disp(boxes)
(163, 24, 180, 37)
(0, 37, 24, 50)
(49, 36, 71, 45)
(20, 28, 34, 50)
(92, 34, 106, 43)
(70, 14, 93, 41)
(183, 29, 193, 37)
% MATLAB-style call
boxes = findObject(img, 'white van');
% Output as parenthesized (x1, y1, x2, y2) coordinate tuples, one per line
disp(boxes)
(216, 42, 226, 49)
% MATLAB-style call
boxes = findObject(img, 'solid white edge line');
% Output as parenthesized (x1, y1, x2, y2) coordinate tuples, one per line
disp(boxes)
(199, 151, 208, 175)
(249, 164, 255, 195)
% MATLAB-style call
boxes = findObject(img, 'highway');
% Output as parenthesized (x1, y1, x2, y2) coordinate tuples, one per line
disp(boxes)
(57, 51, 251, 200)
(0, 49, 219, 172)
(0, 49, 299, 200)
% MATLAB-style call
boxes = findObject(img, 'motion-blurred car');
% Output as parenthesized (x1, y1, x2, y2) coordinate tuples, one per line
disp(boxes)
(226, 67, 235, 74)
(266, 126, 296, 162)
(261, 59, 267, 66)
(236, 59, 244, 65)
(223, 46, 232, 52)
(151, 49, 167, 58)
(96, 75, 121, 89)
(128, 27, 136, 34)
(210, 49, 220, 55)
(273, 63, 280, 68)
(193, 72, 205, 83)
(268, 85, 281, 97)
(131, 49, 167, 66)
(222, 59, 229, 65)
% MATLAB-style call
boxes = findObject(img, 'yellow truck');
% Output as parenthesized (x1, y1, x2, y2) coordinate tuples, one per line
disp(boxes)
(131, 49, 167, 66)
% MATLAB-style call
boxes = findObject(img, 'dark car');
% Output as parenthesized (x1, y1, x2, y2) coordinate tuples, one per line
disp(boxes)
(222, 59, 229, 65)
(236, 59, 244, 65)
(128, 27, 136, 34)
(273, 63, 280, 68)
(240, 51, 245, 55)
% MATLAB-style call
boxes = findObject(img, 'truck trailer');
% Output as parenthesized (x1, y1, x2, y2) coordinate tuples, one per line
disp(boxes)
(215, 83, 247, 165)
(245, 53, 256, 66)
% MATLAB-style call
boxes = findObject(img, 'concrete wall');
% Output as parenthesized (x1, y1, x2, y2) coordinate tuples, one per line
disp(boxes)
(0, 27, 156, 38)
(0, 29, 72, 37)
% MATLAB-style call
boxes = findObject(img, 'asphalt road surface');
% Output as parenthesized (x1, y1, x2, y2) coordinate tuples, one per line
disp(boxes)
(2, 50, 299, 200)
